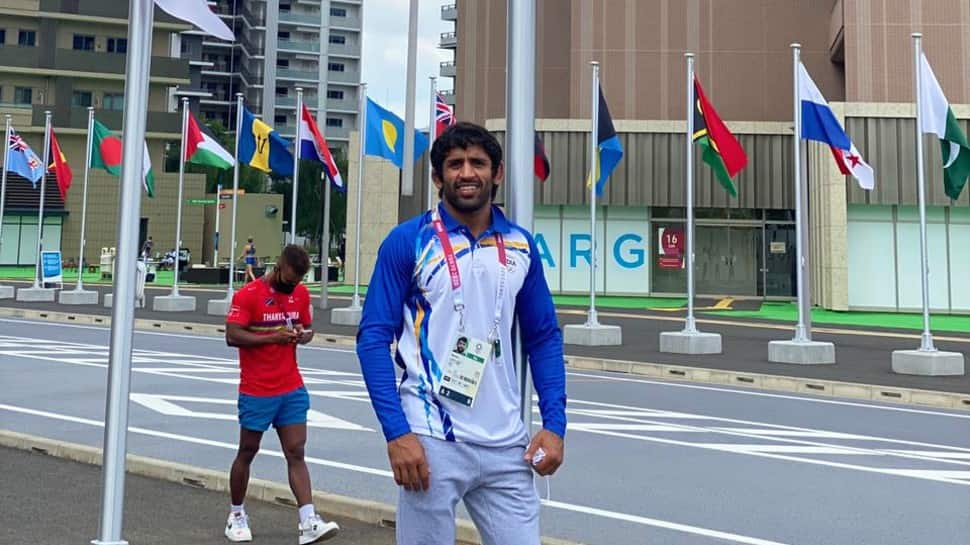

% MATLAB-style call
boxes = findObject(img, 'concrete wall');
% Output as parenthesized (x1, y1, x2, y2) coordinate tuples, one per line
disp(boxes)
(202, 192, 285, 267)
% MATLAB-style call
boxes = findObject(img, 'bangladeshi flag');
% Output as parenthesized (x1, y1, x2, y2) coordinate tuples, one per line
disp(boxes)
(90, 118, 156, 197)
(693, 76, 747, 197)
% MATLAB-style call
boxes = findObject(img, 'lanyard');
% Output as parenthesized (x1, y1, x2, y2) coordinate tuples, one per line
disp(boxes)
(430, 210, 508, 339)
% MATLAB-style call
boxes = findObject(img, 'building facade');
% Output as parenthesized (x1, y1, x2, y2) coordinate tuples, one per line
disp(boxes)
(422, 0, 970, 313)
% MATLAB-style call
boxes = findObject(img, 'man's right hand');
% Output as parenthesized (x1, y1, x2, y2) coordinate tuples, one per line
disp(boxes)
(267, 329, 298, 345)
(387, 433, 430, 492)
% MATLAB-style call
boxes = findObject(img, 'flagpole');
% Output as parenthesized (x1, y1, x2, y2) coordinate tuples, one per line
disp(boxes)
(0, 115, 10, 260)
(93, 0, 153, 541)
(350, 82, 367, 310)
(401, 0, 419, 197)
(75, 107, 94, 291)
(586, 62, 600, 327)
(427, 76, 437, 210)
(291, 87, 303, 245)
(791, 43, 810, 343)
(214, 182, 222, 266)
(684, 53, 697, 333)
(227, 93, 243, 301)
(319, 174, 331, 309)
(32, 111, 51, 289)
(172, 98, 189, 297)
(912, 33, 935, 351)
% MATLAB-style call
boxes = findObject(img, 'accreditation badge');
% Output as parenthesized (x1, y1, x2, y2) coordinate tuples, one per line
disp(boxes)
(438, 333, 492, 407)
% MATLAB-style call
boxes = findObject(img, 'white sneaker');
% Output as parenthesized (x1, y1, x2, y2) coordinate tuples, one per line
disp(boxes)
(298, 514, 339, 544)
(225, 512, 253, 542)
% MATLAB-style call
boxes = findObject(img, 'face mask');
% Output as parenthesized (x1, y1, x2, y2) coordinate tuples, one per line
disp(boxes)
(274, 279, 297, 294)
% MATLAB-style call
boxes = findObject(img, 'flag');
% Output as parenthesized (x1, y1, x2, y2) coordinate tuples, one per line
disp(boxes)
(185, 113, 234, 170)
(299, 105, 344, 192)
(918, 52, 970, 200)
(534, 133, 550, 182)
(153, 0, 234, 41)
(5, 128, 44, 185)
(90, 119, 156, 197)
(586, 85, 624, 195)
(797, 62, 874, 190)
(693, 76, 747, 197)
(434, 92, 456, 138)
(48, 129, 72, 199)
(238, 107, 294, 176)
(364, 98, 429, 169)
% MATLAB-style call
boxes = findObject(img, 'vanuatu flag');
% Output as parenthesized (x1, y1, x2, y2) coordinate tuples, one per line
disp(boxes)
(693, 76, 747, 197)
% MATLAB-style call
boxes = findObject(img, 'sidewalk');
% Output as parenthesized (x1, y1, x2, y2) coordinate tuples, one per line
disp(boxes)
(0, 445, 395, 545)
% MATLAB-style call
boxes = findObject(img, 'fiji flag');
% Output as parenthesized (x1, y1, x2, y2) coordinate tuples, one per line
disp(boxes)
(238, 107, 294, 177)
(587, 86, 624, 196)
(798, 62, 874, 190)
(364, 98, 429, 169)
(299, 104, 344, 192)
(5, 128, 45, 185)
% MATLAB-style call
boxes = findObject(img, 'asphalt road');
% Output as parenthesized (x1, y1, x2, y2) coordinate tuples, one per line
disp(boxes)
(2, 318, 969, 544)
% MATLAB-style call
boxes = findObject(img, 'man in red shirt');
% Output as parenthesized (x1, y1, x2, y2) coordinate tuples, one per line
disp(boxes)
(223, 245, 339, 544)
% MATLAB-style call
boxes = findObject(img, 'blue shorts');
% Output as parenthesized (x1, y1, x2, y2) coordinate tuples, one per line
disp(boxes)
(238, 386, 309, 432)
(245, 256, 256, 266)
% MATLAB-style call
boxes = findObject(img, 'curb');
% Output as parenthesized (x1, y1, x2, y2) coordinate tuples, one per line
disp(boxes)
(0, 430, 583, 545)
(2, 307, 968, 413)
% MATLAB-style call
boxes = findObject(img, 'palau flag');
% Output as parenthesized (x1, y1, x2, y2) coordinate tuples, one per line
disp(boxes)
(587, 85, 624, 196)
(364, 98, 429, 169)
(238, 107, 294, 177)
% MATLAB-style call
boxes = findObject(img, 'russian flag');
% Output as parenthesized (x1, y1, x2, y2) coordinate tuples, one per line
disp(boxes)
(299, 105, 345, 192)
(798, 62, 874, 190)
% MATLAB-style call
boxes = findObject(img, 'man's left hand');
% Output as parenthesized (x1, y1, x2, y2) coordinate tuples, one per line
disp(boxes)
(524, 429, 564, 476)
(294, 326, 314, 344)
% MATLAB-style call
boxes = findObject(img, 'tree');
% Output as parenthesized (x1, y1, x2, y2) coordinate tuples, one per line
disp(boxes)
(270, 149, 348, 253)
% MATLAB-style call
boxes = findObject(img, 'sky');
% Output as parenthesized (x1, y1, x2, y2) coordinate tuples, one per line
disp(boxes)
(360, 0, 453, 129)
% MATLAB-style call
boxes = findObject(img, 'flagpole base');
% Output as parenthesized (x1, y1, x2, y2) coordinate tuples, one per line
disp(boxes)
(563, 323, 622, 346)
(153, 294, 197, 312)
(16, 286, 56, 302)
(0, 285, 14, 299)
(659, 330, 721, 355)
(59, 288, 99, 305)
(206, 297, 230, 316)
(104, 293, 145, 309)
(892, 349, 964, 376)
(331, 305, 363, 326)
(768, 339, 836, 365)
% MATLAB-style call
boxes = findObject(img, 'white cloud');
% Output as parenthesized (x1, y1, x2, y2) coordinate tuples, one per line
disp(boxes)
(362, 0, 454, 128)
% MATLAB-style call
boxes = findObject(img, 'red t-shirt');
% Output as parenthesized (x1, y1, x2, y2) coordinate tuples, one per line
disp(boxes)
(226, 278, 312, 396)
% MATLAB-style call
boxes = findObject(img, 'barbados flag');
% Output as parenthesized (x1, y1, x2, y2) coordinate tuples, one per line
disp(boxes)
(364, 98, 429, 169)
(238, 107, 294, 177)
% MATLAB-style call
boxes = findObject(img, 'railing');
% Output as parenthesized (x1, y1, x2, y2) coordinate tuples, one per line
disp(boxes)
(439, 31, 457, 47)
(280, 11, 321, 25)
(278, 39, 320, 53)
(276, 68, 318, 81)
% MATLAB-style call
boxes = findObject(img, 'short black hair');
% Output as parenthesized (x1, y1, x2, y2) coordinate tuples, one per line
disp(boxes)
(278, 245, 311, 277)
(430, 122, 503, 180)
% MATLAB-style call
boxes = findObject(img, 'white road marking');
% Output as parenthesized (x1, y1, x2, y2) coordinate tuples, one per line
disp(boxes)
(0, 402, 793, 545)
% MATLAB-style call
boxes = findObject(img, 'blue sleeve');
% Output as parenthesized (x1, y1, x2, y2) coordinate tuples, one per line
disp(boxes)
(356, 225, 415, 442)
(514, 232, 567, 438)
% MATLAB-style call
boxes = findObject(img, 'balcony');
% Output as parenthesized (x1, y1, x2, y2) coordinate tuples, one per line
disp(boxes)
(330, 15, 361, 30)
(439, 61, 456, 78)
(278, 39, 320, 53)
(277, 68, 319, 81)
(33, 106, 182, 135)
(0, 46, 189, 82)
(326, 41, 359, 58)
(439, 89, 455, 106)
(326, 70, 359, 85)
(326, 98, 357, 112)
(280, 11, 321, 26)
(325, 126, 350, 141)
(441, 3, 457, 21)
(275, 96, 319, 108)
(439, 31, 457, 48)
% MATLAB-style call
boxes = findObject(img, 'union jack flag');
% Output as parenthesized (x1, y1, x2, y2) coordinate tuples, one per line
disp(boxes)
(434, 92, 456, 139)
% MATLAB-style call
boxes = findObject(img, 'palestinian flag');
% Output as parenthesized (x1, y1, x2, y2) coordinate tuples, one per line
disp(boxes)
(90, 119, 156, 197)
(918, 52, 970, 200)
(49, 128, 72, 200)
(693, 76, 747, 197)
(185, 113, 234, 170)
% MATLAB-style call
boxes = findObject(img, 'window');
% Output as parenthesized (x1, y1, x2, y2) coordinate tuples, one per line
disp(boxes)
(18, 30, 35, 46)
(276, 86, 288, 96)
(280, 3, 291, 11)
(0, 30, 6, 46)
(73, 34, 95, 51)
(71, 91, 93, 108)
(14, 87, 32, 105)
(329, 35, 345, 45)
(326, 118, 342, 128)
(326, 89, 344, 100)
(103, 94, 124, 111)
(278, 31, 290, 40)
(327, 62, 344, 72)
(274, 114, 288, 124)
(107, 38, 127, 53)
(330, 7, 347, 17)
(276, 58, 289, 68)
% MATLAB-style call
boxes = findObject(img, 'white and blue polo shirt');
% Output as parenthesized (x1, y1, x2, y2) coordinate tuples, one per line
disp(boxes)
(357, 203, 566, 447)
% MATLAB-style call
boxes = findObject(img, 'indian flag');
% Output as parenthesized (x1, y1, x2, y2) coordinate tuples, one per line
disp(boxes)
(185, 113, 235, 170)
(919, 52, 970, 200)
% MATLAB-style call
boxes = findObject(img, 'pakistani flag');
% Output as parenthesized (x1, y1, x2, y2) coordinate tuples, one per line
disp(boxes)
(919, 52, 970, 200)
(185, 113, 234, 170)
